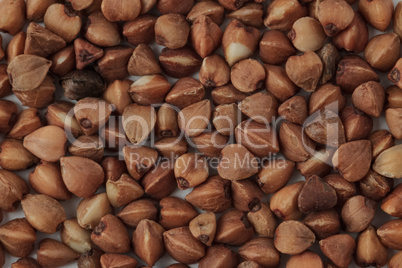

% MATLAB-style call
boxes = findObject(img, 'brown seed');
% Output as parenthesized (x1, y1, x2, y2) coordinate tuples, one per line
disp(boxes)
(156, 104, 179, 138)
(297, 148, 333, 178)
(317, 43, 342, 84)
(8, 108, 42, 140)
(332, 140, 372, 182)
(322, 173, 356, 206)
(103, 80, 132, 115)
(239, 238, 280, 268)
(128, 44, 161, 76)
(187, 1, 225, 25)
(286, 52, 323, 92)
(160, 196, 198, 229)
(0, 100, 17, 134)
(279, 96, 307, 126)
(189, 212, 216, 246)
(23, 125, 67, 162)
(333, 12, 368, 53)
(11, 257, 41, 268)
(358, 0, 394, 32)
(133, 219, 165, 266)
(74, 98, 112, 136)
(239, 91, 278, 124)
(226, 3, 264, 28)
(373, 144, 402, 179)
(154, 137, 188, 159)
(386, 108, 402, 139)
(159, 46, 202, 78)
(100, 253, 137, 268)
(288, 17, 326, 52)
(217, 144, 259, 181)
(61, 69, 105, 101)
(165, 78, 205, 109)
(117, 199, 158, 229)
(389, 251, 402, 268)
(305, 110, 345, 147)
(101, 0, 140, 22)
(319, 234, 356, 268)
(270, 181, 304, 221)
(157, 0, 193, 14)
(37, 239, 80, 267)
(129, 75, 171, 105)
(211, 84, 249, 106)
(369, 129, 395, 159)
(178, 99, 211, 137)
(356, 225, 388, 268)
(122, 146, 158, 180)
(382, 184, 402, 217)
(231, 179, 263, 212)
(122, 104, 156, 144)
(340, 107, 373, 141)
(279, 121, 316, 162)
(21, 194, 66, 234)
(214, 209, 254, 246)
(73, 38, 103, 70)
(164, 226, 206, 264)
(45, 101, 82, 137)
(389, 58, 402, 89)
(364, 33, 400, 72)
(235, 120, 279, 158)
(69, 135, 103, 162)
(44, 3, 81, 42)
(218, 0, 246, 10)
(247, 202, 277, 238)
(352, 81, 385, 118)
(199, 54, 230, 88)
(287, 251, 324, 268)
(141, 162, 176, 200)
(122, 15, 157, 46)
(77, 193, 113, 230)
(84, 11, 121, 47)
(238, 261, 261, 268)
(7, 32, 26, 64)
(222, 20, 260, 66)
(231, 59, 266, 93)
(26, 0, 57, 21)
(274, 220, 315, 255)
(264, 0, 308, 31)
(95, 46, 133, 82)
(0, 0, 26, 35)
(191, 15, 223, 58)
(298, 175, 338, 214)
(0, 169, 29, 211)
(259, 30, 296, 65)
(101, 157, 127, 183)
(377, 219, 402, 250)
(91, 214, 130, 254)
(303, 209, 340, 240)
(24, 22, 66, 58)
(61, 218, 93, 254)
(61, 156, 104, 198)
(395, 2, 402, 40)
(29, 161, 71, 201)
(0, 218, 36, 258)
(212, 103, 242, 136)
(0, 64, 12, 98)
(185, 175, 232, 213)
(359, 170, 393, 202)
(0, 139, 39, 171)
(174, 153, 209, 190)
(77, 249, 104, 268)
(309, 83, 346, 115)
(256, 158, 294, 194)
(155, 14, 190, 50)
(7, 54, 52, 92)
(106, 173, 144, 208)
(199, 244, 239, 268)
(317, 0, 354, 36)
(341, 195, 376, 233)
(336, 56, 379, 94)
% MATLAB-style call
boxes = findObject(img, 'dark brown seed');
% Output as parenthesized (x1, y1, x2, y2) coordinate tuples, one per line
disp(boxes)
(61, 69, 105, 100)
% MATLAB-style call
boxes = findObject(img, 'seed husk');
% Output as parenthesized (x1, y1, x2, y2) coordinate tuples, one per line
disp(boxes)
(61, 69, 105, 100)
